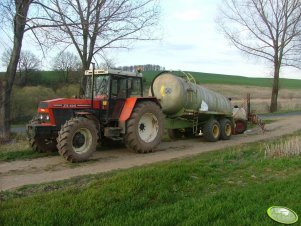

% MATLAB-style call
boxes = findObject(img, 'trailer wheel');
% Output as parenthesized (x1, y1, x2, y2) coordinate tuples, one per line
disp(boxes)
(203, 119, 220, 142)
(219, 118, 232, 140)
(235, 119, 248, 134)
(167, 129, 183, 140)
(57, 117, 98, 162)
(124, 101, 163, 153)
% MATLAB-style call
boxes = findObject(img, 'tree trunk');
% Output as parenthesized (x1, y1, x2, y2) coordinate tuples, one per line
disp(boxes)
(0, 0, 31, 140)
(270, 63, 280, 112)
(79, 61, 91, 96)
(0, 80, 5, 141)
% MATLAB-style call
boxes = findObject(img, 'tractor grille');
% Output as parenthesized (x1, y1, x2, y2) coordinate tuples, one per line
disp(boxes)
(52, 109, 74, 126)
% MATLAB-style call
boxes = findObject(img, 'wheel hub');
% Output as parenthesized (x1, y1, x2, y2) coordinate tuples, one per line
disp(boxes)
(73, 132, 85, 148)
(212, 125, 220, 138)
(225, 124, 232, 136)
(138, 113, 159, 143)
(72, 128, 93, 154)
(139, 123, 146, 132)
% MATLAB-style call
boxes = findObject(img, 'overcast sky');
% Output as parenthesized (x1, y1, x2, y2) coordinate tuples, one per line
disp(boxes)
(113, 0, 301, 79)
(1, 0, 301, 79)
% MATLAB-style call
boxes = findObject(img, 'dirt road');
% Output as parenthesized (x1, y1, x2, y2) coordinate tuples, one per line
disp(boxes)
(1, 115, 301, 191)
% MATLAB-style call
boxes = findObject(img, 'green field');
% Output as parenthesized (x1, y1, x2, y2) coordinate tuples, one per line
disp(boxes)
(2, 70, 301, 89)
(143, 71, 301, 89)
(1, 132, 301, 226)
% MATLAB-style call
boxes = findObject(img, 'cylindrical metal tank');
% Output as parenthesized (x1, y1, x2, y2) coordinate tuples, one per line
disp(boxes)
(150, 72, 232, 116)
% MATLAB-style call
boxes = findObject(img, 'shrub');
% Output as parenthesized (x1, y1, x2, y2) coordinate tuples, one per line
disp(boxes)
(264, 136, 301, 157)
(55, 84, 80, 98)
(11, 86, 56, 123)
(11, 85, 81, 123)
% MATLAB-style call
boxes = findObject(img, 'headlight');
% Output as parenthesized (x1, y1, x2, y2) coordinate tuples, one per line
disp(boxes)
(38, 113, 50, 122)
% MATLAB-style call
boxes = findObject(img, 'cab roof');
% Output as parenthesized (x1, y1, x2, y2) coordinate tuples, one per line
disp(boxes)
(84, 69, 142, 77)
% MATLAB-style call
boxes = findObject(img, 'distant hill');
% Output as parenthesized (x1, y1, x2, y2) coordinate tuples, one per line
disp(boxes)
(143, 71, 301, 89)
(1, 70, 301, 89)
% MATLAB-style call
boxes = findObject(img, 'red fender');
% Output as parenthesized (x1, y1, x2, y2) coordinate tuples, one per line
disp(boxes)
(119, 97, 138, 123)
(119, 97, 161, 123)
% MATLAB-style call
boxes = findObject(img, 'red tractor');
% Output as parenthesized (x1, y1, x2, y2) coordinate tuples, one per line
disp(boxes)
(27, 68, 164, 162)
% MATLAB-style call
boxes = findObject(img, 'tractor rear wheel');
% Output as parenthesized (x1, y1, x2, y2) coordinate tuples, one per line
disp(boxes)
(203, 119, 220, 142)
(124, 101, 163, 153)
(57, 117, 98, 162)
(219, 118, 232, 140)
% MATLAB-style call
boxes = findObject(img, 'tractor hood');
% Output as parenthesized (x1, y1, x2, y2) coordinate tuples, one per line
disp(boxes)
(38, 98, 102, 109)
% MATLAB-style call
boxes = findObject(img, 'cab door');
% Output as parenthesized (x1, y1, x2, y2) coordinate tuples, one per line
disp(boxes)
(108, 76, 127, 120)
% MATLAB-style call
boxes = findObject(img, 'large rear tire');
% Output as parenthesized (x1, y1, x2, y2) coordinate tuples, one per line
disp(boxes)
(57, 117, 98, 162)
(203, 119, 220, 142)
(219, 118, 232, 140)
(124, 101, 163, 153)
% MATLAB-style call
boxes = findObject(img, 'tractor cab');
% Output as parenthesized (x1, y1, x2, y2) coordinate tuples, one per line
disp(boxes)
(84, 69, 143, 99)
(84, 69, 143, 121)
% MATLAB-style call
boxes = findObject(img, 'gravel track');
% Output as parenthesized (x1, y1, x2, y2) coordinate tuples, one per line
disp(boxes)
(1, 115, 301, 191)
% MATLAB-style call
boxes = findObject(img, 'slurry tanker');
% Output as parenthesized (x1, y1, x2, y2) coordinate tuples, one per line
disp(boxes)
(150, 71, 234, 141)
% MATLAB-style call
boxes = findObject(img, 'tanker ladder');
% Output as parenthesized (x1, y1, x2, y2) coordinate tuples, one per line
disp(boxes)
(181, 71, 197, 86)
(181, 71, 199, 134)
(192, 111, 199, 135)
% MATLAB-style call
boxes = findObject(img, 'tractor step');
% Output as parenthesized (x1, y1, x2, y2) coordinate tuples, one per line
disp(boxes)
(104, 127, 122, 137)
(110, 137, 123, 141)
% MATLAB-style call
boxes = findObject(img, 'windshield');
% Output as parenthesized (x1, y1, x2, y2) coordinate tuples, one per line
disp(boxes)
(85, 76, 109, 98)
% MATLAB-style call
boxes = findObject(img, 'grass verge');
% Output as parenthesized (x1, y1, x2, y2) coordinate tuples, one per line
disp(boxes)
(0, 139, 58, 162)
(1, 131, 301, 225)
(0, 149, 58, 162)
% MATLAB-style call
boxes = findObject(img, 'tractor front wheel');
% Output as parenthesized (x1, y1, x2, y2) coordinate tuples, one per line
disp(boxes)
(29, 137, 57, 153)
(57, 117, 98, 162)
(27, 119, 57, 153)
(124, 101, 163, 153)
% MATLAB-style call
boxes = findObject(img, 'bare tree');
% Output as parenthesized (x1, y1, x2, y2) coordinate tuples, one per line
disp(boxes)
(52, 51, 81, 82)
(217, 0, 301, 112)
(0, 0, 34, 140)
(1, 48, 12, 67)
(39, 0, 160, 95)
(18, 51, 40, 85)
(1, 49, 40, 86)
(0, 0, 56, 140)
(99, 56, 116, 69)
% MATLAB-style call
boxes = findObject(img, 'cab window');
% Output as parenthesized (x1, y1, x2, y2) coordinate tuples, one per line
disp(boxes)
(128, 78, 142, 97)
(111, 77, 127, 98)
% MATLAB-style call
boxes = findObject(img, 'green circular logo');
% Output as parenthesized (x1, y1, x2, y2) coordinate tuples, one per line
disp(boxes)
(267, 206, 298, 224)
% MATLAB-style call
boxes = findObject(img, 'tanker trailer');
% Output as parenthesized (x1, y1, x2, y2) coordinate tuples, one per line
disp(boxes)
(150, 71, 234, 142)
